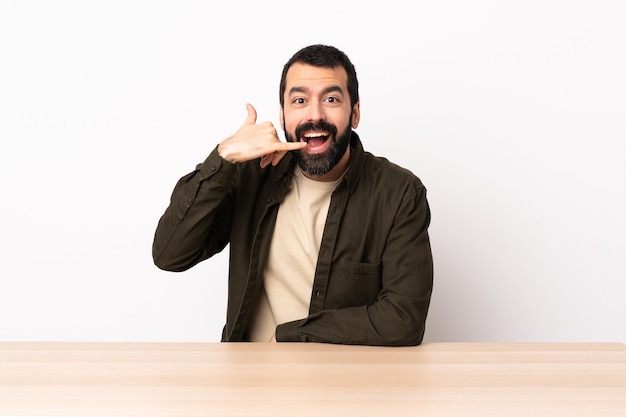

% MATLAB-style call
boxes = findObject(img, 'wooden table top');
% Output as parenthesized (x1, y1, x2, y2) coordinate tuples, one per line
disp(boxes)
(1, 341, 625, 416)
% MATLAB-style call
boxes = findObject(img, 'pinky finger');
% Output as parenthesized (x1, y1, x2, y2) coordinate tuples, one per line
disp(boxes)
(270, 150, 288, 166)
(260, 153, 273, 168)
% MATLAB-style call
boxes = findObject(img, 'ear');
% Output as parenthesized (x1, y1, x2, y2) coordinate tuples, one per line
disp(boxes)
(279, 106, 285, 131)
(351, 101, 360, 129)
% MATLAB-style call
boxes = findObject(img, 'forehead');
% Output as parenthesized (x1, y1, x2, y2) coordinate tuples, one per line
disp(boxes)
(284, 62, 349, 94)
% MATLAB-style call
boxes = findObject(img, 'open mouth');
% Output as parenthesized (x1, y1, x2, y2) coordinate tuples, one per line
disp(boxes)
(301, 131, 330, 148)
(294, 121, 337, 153)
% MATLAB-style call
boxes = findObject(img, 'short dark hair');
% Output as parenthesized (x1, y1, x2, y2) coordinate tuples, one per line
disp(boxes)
(279, 44, 359, 108)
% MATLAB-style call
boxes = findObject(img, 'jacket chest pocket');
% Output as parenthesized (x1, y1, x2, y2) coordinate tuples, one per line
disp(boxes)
(325, 258, 382, 308)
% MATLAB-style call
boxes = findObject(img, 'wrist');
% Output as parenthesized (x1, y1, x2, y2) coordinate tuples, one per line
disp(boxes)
(217, 141, 238, 164)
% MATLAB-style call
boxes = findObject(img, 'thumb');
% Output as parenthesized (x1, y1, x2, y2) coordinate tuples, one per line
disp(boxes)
(242, 103, 257, 126)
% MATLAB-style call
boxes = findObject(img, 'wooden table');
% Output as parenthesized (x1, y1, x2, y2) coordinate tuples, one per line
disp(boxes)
(1, 342, 625, 416)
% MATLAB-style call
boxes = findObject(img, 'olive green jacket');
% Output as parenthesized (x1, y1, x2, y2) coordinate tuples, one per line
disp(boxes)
(152, 132, 433, 346)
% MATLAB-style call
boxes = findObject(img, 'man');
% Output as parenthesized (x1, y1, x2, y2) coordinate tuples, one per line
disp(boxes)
(152, 44, 433, 346)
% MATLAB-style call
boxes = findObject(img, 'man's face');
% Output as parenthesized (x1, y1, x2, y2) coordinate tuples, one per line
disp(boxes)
(281, 63, 360, 178)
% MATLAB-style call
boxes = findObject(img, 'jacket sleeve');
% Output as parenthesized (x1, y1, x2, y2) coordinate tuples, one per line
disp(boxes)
(152, 147, 237, 272)
(275, 185, 434, 346)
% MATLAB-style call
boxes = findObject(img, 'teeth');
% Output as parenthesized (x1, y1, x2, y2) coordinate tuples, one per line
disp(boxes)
(304, 132, 328, 138)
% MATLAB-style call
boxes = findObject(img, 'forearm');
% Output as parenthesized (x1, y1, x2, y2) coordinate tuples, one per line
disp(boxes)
(152, 147, 237, 271)
(275, 294, 430, 346)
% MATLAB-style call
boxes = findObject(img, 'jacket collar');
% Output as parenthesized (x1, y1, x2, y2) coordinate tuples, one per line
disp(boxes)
(344, 131, 365, 194)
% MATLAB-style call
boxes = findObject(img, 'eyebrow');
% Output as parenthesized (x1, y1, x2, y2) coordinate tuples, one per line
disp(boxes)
(288, 85, 345, 97)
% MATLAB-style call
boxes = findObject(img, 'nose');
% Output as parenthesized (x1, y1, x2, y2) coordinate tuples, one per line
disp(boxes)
(305, 101, 325, 122)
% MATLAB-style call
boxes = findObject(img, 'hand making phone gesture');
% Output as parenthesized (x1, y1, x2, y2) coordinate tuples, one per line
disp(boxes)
(217, 103, 306, 168)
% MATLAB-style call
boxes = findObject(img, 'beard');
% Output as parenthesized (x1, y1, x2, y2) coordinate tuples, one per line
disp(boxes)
(285, 118, 352, 176)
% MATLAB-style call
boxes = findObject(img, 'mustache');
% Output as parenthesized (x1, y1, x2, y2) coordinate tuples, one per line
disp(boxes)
(295, 121, 338, 140)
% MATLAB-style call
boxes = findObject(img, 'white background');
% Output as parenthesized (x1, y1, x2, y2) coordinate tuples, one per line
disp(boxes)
(1, 1, 624, 343)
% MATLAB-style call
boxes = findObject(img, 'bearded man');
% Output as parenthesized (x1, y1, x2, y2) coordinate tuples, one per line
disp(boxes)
(152, 44, 433, 346)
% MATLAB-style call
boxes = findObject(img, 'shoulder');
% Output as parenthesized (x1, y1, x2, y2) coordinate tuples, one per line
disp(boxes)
(361, 151, 426, 193)
(346, 132, 426, 196)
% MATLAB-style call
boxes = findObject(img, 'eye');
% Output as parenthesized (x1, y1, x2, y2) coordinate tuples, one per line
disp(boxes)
(325, 96, 340, 104)
(292, 97, 306, 104)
